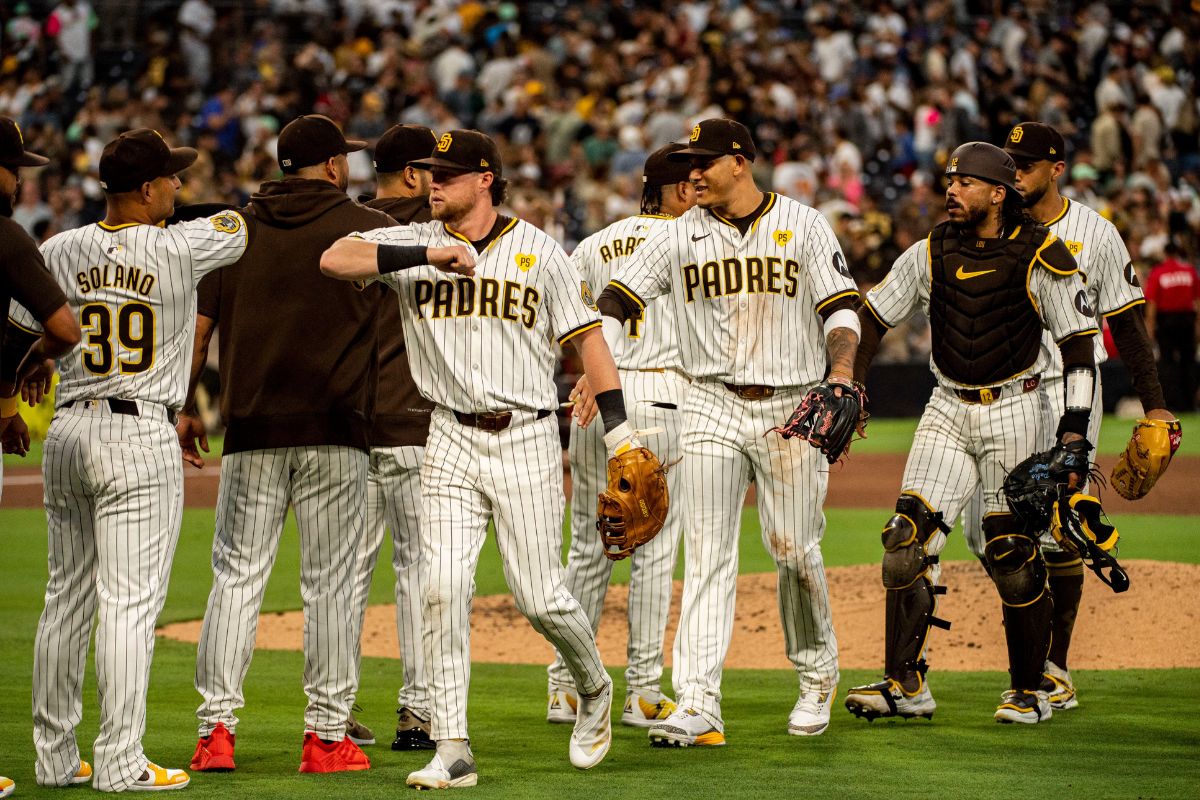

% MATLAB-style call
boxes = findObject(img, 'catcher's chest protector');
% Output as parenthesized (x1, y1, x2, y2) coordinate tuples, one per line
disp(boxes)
(927, 221, 1046, 386)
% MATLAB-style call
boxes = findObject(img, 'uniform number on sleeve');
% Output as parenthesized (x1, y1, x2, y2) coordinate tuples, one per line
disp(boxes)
(80, 302, 156, 376)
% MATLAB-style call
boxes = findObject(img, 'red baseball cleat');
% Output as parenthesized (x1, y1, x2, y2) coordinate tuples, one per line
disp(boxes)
(191, 723, 236, 771)
(298, 732, 371, 773)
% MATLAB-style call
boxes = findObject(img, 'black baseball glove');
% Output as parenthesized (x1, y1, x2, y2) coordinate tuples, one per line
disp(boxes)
(769, 377, 867, 464)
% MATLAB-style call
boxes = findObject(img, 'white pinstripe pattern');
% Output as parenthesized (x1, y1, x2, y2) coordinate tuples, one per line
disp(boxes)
(672, 380, 838, 727)
(32, 403, 182, 791)
(346, 444, 430, 716)
(609, 193, 857, 387)
(548, 369, 689, 695)
(420, 409, 606, 741)
(194, 446, 367, 740)
(27, 212, 245, 791)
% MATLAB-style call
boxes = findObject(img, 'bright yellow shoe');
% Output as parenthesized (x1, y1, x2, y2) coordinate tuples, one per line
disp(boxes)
(70, 761, 93, 784)
(0, 775, 15, 798)
(129, 762, 189, 792)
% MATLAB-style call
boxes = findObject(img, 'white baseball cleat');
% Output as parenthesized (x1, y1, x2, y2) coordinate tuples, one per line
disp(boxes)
(546, 685, 578, 724)
(0, 776, 14, 798)
(648, 707, 726, 747)
(569, 678, 613, 770)
(621, 689, 677, 728)
(406, 753, 478, 790)
(1040, 661, 1078, 710)
(788, 688, 837, 736)
(127, 762, 190, 792)
(994, 689, 1053, 724)
(844, 678, 936, 721)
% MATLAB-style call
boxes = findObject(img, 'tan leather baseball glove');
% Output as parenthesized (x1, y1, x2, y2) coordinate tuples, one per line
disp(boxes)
(1110, 418, 1182, 500)
(597, 447, 669, 561)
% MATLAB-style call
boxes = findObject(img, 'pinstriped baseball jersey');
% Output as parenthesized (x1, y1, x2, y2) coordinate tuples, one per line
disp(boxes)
(865, 232, 1098, 389)
(1039, 197, 1143, 377)
(359, 218, 599, 412)
(11, 213, 247, 408)
(609, 192, 857, 387)
(571, 214, 679, 370)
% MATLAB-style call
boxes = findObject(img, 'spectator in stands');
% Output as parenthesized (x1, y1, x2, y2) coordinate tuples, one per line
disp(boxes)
(1146, 241, 1200, 411)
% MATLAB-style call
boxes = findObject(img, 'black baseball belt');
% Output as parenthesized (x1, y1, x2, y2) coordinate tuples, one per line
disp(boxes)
(953, 376, 1041, 405)
(453, 408, 552, 432)
(63, 398, 178, 424)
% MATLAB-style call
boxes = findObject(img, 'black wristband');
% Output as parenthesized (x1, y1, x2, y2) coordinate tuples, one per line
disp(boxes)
(595, 389, 628, 432)
(1056, 409, 1090, 440)
(377, 244, 429, 274)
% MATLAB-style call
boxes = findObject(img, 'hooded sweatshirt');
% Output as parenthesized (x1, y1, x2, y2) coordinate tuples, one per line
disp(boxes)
(361, 194, 435, 447)
(198, 178, 393, 454)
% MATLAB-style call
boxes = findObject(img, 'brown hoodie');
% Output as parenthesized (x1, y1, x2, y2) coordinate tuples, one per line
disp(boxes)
(198, 178, 393, 454)
(361, 194, 435, 447)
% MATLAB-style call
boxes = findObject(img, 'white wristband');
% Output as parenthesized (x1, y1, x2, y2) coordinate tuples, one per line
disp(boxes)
(823, 308, 861, 338)
(1063, 367, 1096, 413)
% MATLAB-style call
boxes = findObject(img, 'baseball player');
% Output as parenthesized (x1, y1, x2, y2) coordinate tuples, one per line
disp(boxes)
(545, 143, 695, 729)
(19, 128, 247, 791)
(181, 115, 393, 774)
(955, 122, 1176, 710)
(344, 123, 438, 751)
(844, 142, 1098, 725)
(597, 118, 862, 745)
(0, 116, 80, 492)
(321, 129, 637, 788)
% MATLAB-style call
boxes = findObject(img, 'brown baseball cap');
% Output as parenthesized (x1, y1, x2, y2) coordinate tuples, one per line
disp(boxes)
(1003, 121, 1067, 162)
(99, 129, 198, 193)
(409, 129, 502, 176)
(669, 118, 757, 162)
(0, 116, 49, 169)
(373, 124, 437, 173)
(642, 143, 693, 186)
(277, 114, 367, 172)
(945, 141, 1017, 195)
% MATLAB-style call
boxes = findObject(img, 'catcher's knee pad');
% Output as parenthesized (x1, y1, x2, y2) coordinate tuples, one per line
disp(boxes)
(881, 494, 950, 590)
(983, 518, 1047, 607)
(880, 494, 952, 677)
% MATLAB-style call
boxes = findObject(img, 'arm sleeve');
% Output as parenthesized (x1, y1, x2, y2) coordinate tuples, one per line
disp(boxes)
(1107, 305, 1168, 410)
(178, 210, 250, 280)
(544, 245, 601, 345)
(607, 224, 673, 306)
(853, 305, 889, 383)
(1, 230, 67, 321)
(864, 239, 926, 327)
(803, 211, 860, 313)
(1092, 221, 1144, 317)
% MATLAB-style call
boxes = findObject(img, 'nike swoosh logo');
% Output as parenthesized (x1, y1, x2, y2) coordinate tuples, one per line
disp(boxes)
(691, 233, 711, 241)
(956, 265, 996, 280)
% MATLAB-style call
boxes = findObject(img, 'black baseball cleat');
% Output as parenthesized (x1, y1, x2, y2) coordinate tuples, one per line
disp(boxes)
(844, 678, 936, 721)
(392, 707, 435, 751)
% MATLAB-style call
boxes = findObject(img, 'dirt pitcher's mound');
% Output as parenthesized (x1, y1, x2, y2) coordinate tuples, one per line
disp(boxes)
(158, 560, 1199, 671)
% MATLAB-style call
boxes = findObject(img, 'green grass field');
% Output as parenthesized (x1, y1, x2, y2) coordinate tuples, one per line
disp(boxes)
(2, 416, 1198, 797)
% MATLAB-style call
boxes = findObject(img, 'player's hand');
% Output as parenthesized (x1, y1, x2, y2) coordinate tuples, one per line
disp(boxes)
(176, 412, 210, 469)
(1, 412, 30, 456)
(16, 356, 56, 406)
(428, 245, 475, 277)
(569, 375, 598, 428)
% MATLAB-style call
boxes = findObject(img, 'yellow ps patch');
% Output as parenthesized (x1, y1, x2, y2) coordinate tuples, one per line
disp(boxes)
(773, 230, 792, 246)
(437, 133, 453, 152)
(211, 213, 242, 234)
(515, 253, 537, 271)
(581, 280, 597, 309)
(1065, 240, 1083, 257)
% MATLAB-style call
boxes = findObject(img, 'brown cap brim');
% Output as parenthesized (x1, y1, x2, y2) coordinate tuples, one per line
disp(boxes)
(409, 156, 486, 173)
(5, 150, 50, 168)
(1003, 145, 1062, 163)
(666, 146, 727, 160)
(345, 139, 368, 153)
(164, 147, 199, 176)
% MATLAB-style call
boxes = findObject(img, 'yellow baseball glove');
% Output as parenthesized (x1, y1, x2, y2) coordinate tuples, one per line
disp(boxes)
(1110, 418, 1182, 500)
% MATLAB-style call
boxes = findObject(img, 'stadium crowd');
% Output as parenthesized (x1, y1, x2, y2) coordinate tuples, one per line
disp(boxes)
(1, 0, 1198, 373)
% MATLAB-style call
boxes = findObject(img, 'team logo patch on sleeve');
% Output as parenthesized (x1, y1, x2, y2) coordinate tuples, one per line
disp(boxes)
(773, 230, 792, 246)
(1065, 240, 1083, 257)
(833, 250, 851, 277)
(581, 280, 597, 310)
(211, 213, 242, 234)
(1075, 289, 1095, 317)
(515, 253, 537, 271)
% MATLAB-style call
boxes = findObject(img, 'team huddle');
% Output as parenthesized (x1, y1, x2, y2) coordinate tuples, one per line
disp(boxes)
(0, 111, 1181, 793)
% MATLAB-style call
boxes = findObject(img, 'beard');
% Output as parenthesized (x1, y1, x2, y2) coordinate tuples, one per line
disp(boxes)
(948, 200, 989, 231)
(1021, 181, 1047, 208)
(431, 193, 474, 225)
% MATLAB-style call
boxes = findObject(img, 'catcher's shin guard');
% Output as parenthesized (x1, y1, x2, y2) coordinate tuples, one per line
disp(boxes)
(880, 494, 952, 684)
(983, 515, 1052, 690)
(1044, 550, 1084, 668)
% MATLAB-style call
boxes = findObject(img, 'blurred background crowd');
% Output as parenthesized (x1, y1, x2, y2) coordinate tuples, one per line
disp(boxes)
(1, 0, 1198, 401)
